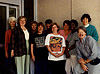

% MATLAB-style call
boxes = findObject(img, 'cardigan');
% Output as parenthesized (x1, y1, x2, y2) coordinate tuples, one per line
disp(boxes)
(11, 26, 30, 57)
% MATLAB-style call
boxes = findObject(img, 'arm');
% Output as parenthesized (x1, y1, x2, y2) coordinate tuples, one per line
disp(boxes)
(88, 37, 98, 60)
(11, 27, 17, 57)
(58, 47, 65, 57)
(92, 26, 98, 41)
(31, 44, 35, 61)
(46, 45, 58, 57)
(5, 31, 9, 58)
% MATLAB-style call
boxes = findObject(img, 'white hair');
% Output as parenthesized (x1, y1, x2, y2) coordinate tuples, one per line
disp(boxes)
(9, 17, 16, 23)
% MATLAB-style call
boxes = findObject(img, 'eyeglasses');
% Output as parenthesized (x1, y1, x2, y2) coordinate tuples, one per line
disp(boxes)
(78, 32, 85, 34)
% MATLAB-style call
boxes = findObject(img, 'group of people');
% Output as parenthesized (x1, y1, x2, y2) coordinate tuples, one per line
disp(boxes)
(4, 13, 100, 74)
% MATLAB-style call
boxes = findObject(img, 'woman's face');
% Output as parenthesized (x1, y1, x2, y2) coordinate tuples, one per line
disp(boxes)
(9, 21, 16, 27)
(38, 25, 43, 33)
(31, 23, 37, 30)
(82, 17, 89, 26)
(64, 23, 69, 31)
(78, 29, 86, 39)
(71, 22, 76, 30)
(52, 25, 58, 32)
(19, 18, 26, 27)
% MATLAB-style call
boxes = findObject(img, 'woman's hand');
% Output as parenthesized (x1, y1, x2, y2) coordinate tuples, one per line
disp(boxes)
(32, 55, 35, 61)
(11, 50, 14, 57)
(80, 63, 88, 71)
(5, 52, 8, 58)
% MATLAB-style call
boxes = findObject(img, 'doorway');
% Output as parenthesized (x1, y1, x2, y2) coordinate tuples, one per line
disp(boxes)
(0, 3, 19, 62)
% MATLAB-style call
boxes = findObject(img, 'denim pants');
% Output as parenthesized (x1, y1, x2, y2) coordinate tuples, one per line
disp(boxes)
(48, 60, 66, 74)
(35, 60, 48, 74)
(73, 63, 100, 74)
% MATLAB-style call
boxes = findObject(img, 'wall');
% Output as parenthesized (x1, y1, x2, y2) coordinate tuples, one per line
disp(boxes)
(72, 0, 100, 46)
(36, 0, 100, 46)
(36, 0, 71, 28)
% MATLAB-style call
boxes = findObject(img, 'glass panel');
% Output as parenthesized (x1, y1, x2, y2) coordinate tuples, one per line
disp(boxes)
(0, 6, 6, 44)
(0, 6, 6, 62)
(9, 7, 16, 17)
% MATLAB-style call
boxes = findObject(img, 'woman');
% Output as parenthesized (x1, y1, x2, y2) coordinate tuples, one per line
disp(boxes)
(5, 17, 16, 74)
(11, 16, 30, 74)
(31, 22, 48, 74)
(58, 20, 71, 40)
(81, 14, 98, 41)
(5, 17, 16, 60)
(73, 26, 100, 74)
(45, 23, 66, 74)
(65, 19, 79, 74)
(29, 21, 38, 74)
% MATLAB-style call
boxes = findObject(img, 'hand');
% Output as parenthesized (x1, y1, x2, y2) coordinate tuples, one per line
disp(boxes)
(87, 36, 91, 37)
(80, 63, 88, 71)
(11, 50, 14, 57)
(5, 52, 8, 58)
(32, 55, 35, 61)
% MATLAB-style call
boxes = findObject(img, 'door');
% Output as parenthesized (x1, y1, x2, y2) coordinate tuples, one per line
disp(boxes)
(0, 4, 19, 62)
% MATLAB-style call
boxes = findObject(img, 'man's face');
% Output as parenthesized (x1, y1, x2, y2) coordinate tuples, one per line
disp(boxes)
(46, 24, 51, 29)
(78, 29, 86, 39)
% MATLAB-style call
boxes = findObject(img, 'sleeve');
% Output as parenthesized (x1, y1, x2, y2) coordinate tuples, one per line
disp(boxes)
(88, 37, 98, 60)
(74, 32, 79, 41)
(45, 34, 50, 46)
(92, 26, 99, 41)
(11, 27, 17, 50)
(30, 34, 35, 44)
(62, 36, 66, 47)
(5, 31, 9, 52)
(76, 42, 83, 60)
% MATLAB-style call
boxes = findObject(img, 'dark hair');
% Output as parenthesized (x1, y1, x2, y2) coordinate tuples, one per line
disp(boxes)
(71, 19, 78, 27)
(63, 20, 71, 30)
(45, 19, 53, 25)
(38, 22, 45, 30)
(17, 16, 27, 26)
(51, 22, 60, 32)
(30, 21, 38, 30)
(78, 26, 87, 33)
(81, 14, 91, 22)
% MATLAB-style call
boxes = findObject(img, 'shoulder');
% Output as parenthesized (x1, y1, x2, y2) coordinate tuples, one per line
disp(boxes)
(6, 29, 11, 33)
(86, 36, 96, 42)
(89, 24, 96, 29)
(58, 30, 64, 33)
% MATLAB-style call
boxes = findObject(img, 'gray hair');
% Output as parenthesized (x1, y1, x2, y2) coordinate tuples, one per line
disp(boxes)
(9, 17, 16, 23)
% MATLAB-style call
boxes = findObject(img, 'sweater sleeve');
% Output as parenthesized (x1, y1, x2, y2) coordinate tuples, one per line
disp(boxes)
(92, 26, 99, 41)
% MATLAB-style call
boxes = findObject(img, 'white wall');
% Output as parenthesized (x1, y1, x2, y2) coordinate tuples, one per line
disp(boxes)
(72, 0, 100, 46)
(36, 0, 71, 28)
(35, 0, 100, 46)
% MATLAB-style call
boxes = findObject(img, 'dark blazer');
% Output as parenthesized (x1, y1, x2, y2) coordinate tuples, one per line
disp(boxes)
(11, 26, 30, 57)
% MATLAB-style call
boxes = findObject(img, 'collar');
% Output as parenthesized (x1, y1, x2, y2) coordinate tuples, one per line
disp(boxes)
(84, 24, 89, 28)
(82, 36, 87, 43)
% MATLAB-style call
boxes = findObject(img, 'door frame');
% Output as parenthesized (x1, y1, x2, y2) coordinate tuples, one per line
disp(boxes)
(0, 3, 19, 30)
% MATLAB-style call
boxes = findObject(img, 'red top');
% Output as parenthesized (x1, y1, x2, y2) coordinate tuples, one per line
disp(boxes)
(58, 30, 71, 40)
(5, 30, 12, 53)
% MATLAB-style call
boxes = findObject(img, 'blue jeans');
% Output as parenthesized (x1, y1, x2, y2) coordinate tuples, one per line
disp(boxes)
(35, 60, 48, 74)
(48, 60, 66, 74)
